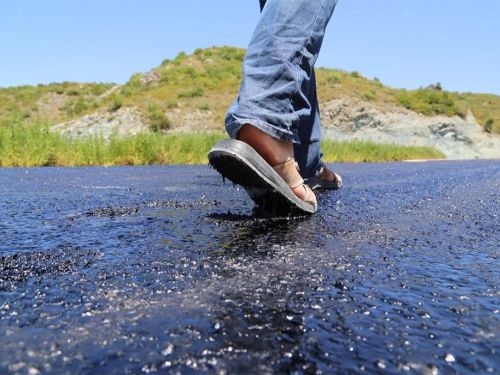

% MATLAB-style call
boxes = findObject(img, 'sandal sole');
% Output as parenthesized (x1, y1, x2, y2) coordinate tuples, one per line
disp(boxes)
(208, 139, 316, 216)
(305, 176, 342, 190)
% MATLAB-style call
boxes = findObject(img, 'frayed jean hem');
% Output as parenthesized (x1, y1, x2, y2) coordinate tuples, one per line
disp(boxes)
(226, 117, 300, 145)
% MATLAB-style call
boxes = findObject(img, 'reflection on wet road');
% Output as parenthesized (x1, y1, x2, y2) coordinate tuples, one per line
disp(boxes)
(1, 161, 499, 374)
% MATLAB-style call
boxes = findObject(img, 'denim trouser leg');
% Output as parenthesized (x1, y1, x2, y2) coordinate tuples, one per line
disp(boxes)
(294, 69, 323, 178)
(225, 0, 337, 177)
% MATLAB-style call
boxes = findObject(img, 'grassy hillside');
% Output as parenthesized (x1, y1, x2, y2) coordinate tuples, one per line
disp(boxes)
(0, 82, 115, 127)
(1, 46, 499, 134)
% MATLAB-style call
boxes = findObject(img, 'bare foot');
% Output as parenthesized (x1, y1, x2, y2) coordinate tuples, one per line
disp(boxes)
(237, 124, 316, 204)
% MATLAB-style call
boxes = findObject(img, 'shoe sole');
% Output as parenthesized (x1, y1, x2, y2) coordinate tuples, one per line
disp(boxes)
(208, 139, 316, 216)
(305, 176, 342, 190)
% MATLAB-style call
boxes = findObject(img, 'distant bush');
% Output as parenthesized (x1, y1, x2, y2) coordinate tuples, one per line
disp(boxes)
(165, 99, 178, 109)
(88, 99, 99, 109)
(327, 75, 340, 84)
(199, 103, 212, 110)
(484, 117, 495, 133)
(371, 78, 383, 88)
(396, 88, 460, 117)
(60, 100, 74, 116)
(74, 98, 88, 114)
(180, 67, 198, 79)
(67, 89, 79, 96)
(172, 52, 187, 65)
(220, 48, 245, 62)
(350, 71, 360, 78)
(91, 85, 107, 96)
(426, 82, 443, 91)
(121, 73, 143, 97)
(146, 103, 171, 131)
(177, 87, 204, 99)
(6, 104, 18, 112)
(109, 96, 123, 112)
(362, 90, 376, 101)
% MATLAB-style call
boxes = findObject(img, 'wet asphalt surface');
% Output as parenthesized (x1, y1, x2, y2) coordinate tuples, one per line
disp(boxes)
(1, 160, 499, 375)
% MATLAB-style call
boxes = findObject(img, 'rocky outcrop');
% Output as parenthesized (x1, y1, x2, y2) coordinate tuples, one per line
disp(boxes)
(35, 92, 69, 119)
(139, 71, 160, 87)
(49, 98, 500, 159)
(51, 107, 148, 141)
(321, 99, 500, 159)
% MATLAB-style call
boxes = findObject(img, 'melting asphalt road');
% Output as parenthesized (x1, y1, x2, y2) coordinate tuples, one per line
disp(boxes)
(1, 160, 499, 374)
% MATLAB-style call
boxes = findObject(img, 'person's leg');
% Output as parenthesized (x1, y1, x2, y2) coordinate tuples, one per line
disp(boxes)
(258, 0, 338, 187)
(226, 0, 338, 145)
(259, 0, 266, 12)
(226, 0, 338, 202)
(293, 69, 341, 188)
(293, 68, 323, 179)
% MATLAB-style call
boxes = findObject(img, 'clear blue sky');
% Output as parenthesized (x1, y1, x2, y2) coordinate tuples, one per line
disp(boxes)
(1, 0, 499, 94)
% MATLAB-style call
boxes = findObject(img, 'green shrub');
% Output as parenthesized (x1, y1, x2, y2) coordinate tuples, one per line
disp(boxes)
(177, 87, 204, 98)
(146, 103, 171, 131)
(109, 96, 123, 112)
(121, 73, 143, 97)
(484, 117, 495, 133)
(426, 82, 443, 91)
(6, 104, 18, 112)
(199, 103, 212, 110)
(74, 97, 88, 114)
(396, 92, 412, 109)
(172, 52, 187, 65)
(60, 100, 75, 116)
(362, 90, 376, 101)
(165, 99, 178, 109)
(88, 99, 99, 108)
(396, 88, 460, 116)
(91, 85, 107, 96)
(327, 75, 340, 84)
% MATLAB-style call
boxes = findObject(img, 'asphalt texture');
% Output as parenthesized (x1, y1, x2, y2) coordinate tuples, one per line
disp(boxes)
(1, 160, 499, 375)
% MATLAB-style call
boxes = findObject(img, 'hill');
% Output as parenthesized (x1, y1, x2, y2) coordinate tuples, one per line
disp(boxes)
(1, 46, 499, 159)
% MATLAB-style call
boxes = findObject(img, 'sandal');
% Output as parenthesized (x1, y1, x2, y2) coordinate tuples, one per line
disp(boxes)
(208, 139, 317, 215)
(305, 165, 342, 190)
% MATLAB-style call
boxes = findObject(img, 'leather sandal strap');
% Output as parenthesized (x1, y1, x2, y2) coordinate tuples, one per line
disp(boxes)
(318, 166, 332, 180)
(302, 185, 315, 206)
(273, 158, 304, 189)
(318, 166, 340, 183)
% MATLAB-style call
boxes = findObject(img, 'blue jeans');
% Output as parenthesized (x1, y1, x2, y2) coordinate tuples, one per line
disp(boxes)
(225, 0, 338, 178)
